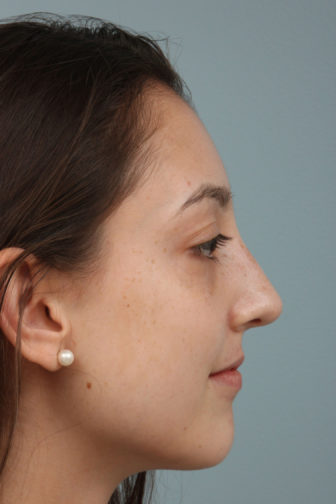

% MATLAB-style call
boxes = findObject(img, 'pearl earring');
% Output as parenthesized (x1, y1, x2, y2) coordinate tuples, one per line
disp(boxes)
(57, 349, 74, 367)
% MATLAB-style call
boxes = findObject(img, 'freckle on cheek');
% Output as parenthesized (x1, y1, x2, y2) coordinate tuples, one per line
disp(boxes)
(86, 382, 92, 389)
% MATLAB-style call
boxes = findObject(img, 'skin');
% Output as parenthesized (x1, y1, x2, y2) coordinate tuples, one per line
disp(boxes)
(0, 87, 282, 503)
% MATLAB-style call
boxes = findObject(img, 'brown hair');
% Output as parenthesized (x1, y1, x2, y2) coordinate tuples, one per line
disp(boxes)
(0, 12, 192, 503)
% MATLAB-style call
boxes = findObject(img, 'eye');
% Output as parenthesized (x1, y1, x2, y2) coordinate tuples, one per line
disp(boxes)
(192, 233, 232, 263)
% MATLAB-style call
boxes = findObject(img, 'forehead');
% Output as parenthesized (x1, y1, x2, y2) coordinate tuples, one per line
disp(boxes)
(104, 88, 231, 233)
(136, 89, 230, 216)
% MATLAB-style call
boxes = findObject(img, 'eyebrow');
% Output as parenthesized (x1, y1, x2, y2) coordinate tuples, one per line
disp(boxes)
(173, 183, 233, 217)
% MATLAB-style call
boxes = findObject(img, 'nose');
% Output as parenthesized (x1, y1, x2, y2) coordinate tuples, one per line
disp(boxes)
(228, 239, 283, 333)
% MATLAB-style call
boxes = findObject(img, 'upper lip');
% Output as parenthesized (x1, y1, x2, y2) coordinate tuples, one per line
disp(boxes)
(210, 354, 245, 375)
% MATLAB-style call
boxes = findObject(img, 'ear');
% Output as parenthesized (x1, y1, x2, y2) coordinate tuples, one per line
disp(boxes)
(0, 247, 72, 371)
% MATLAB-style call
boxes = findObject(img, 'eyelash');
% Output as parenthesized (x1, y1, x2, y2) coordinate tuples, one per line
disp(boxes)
(192, 233, 232, 263)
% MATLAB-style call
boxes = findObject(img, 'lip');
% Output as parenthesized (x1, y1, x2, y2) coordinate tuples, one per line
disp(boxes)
(210, 354, 245, 375)
(210, 368, 242, 389)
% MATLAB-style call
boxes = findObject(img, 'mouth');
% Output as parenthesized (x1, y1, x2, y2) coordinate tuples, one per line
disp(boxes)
(209, 354, 244, 390)
(209, 354, 245, 376)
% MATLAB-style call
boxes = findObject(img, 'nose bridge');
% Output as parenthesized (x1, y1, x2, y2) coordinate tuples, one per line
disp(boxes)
(229, 238, 283, 332)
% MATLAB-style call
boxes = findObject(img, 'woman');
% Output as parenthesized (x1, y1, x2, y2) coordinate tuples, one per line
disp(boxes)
(0, 13, 282, 504)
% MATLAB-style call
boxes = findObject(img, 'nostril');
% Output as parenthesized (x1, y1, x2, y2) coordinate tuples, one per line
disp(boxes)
(251, 318, 262, 326)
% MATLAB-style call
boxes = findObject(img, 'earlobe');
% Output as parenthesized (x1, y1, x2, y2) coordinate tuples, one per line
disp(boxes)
(0, 248, 73, 372)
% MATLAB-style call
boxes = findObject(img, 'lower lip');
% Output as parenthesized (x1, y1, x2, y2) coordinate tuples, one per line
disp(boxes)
(209, 369, 242, 389)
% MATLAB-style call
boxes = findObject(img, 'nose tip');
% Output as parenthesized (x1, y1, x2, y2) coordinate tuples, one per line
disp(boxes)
(248, 286, 283, 328)
(229, 241, 283, 332)
(231, 285, 283, 332)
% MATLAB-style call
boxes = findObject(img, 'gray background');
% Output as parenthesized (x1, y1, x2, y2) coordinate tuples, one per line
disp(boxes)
(1, 1, 335, 503)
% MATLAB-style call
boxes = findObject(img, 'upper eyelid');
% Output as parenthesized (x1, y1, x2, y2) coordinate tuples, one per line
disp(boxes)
(184, 221, 220, 244)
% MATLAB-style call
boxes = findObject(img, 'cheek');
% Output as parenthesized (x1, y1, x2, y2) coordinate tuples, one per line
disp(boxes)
(83, 255, 211, 386)
(70, 251, 234, 468)
(110, 253, 221, 372)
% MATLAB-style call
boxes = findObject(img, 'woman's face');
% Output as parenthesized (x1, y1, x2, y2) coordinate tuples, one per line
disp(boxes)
(55, 88, 282, 474)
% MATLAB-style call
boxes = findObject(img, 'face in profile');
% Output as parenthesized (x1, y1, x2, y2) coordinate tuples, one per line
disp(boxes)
(35, 87, 283, 477)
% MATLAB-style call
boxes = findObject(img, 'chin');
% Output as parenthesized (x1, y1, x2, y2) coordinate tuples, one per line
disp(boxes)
(179, 439, 234, 471)
(158, 420, 235, 471)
